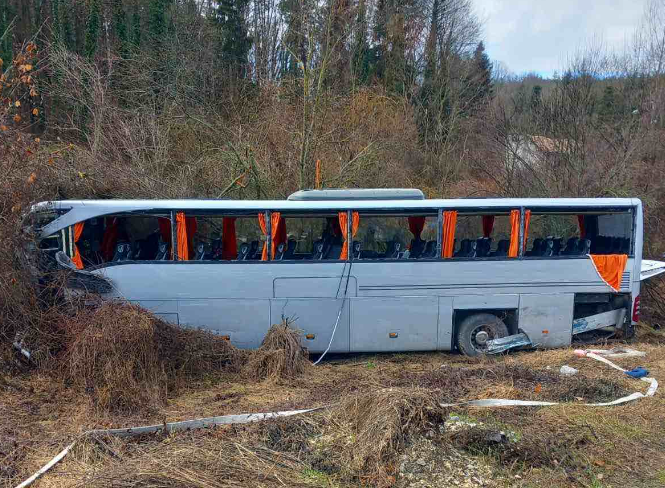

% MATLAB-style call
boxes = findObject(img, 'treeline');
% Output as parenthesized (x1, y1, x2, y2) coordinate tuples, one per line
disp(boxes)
(1, 0, 665, 252)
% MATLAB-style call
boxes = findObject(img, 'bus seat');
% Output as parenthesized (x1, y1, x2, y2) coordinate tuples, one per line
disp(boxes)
(312, 240, 325, 260)
(418, 240, 433, 258)
(542, 239, 554, 257)
(527, 238, 542, 256)
(283, 238, 297, 260)
(454, 239, 470, 257)
(248, 240, 260, 260)
(326, 243, 342, 260)
(211, 238, 223, 260)
(113, 242, 132, 261)
(274, 242, 286, 260)
(237, 242, 250, 260)
(610, 237, 622, 254)
(382, 241, 400, 259)
(551, 237, 563, 255)
(621, 238, 630, 253)
(130, 241, 143, 260)
(476, 237, 492, 257)
(493, 239, 509, 257)
(466, 240, 478, 258)
(155, 240, 169, 260)
(578, 239, 591, 255)
(352, 240, 362, 259)
(563, 237, 579, 255)
(194, 242, 207, 260)
(409, 238, 426, 259)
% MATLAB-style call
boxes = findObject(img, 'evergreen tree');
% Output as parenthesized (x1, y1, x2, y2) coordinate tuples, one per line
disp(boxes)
(212, 0, 252, 73)
(599, 85, 616, 123)
(530, 85, 542, 110)
(112, 0, 129, 56)
(84, 0, 101, 59)
(0, 0, 14, 65)
(472, 41, 493, 101)
(351, 0, 371, 85)
(58, 0, 76, 50)
(280, 0, 309, 77)
(131, 3, 142, 47)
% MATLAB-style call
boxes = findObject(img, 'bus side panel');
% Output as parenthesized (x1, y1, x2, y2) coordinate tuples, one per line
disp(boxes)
(350, 296, 438, 352)
(270, 298, 350, 353)
(178, 298, 271, 349)
(518, 293, 574, 348)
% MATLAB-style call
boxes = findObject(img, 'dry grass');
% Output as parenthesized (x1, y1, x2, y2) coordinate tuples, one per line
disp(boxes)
(58, 302, 244, 413)
(243, 321, 311, 381)
(62, 430, 318, 488)
(320, 387, 447, 483)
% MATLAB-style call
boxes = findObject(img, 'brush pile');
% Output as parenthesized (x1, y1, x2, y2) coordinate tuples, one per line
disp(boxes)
(321, 387, 447, 481)
(244, 321, 311, 381)
(58, 302, 245, 413)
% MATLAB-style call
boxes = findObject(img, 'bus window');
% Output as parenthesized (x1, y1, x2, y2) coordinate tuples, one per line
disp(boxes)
(453, 213, 512, 258)
(189, 215, 264, 261)
(277, 214, 341, 260)
(524, 213, 580, 257)
(354, 213, 437, 260)
(524, 211, 633, 257)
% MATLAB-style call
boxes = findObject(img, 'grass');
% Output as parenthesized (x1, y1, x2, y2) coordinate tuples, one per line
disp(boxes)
(2, 332, 665, 487)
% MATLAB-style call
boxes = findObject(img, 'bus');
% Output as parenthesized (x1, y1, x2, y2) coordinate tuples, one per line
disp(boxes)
(28, 189, 665, 356)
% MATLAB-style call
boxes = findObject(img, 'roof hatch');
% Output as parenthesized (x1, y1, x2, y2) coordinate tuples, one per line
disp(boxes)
(287, 188, 425, 201)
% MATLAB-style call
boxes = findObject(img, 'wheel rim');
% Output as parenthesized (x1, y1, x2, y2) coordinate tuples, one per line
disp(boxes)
(470, 325, 499, 352)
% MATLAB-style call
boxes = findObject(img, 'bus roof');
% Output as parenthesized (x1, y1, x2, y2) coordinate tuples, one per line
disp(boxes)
(34, 197, 640, 238)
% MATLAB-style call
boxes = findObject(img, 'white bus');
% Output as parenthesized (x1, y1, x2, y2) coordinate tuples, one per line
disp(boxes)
(29, 189, 665, 356)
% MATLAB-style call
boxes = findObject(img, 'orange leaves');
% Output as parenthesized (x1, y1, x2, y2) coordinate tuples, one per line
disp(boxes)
(27, 172, 37, 184)
(13, 114, 21, 123)
(0, 58, 3, 68)
(32, 108, 38, 116)
(0, 125, 6, 131)
(18, 64, 33, 73)
(14, 100, 20, 107)
(30, 88, 38, 97)
(26, 42, 37, 54)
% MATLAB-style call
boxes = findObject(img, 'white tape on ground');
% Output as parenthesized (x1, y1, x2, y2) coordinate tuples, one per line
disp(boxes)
(14, 408, 320, 488)
(441, 349, 658, 408)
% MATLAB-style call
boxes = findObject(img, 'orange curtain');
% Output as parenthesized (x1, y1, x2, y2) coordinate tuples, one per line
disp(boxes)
(258, 213, 268, 261)
(508, 210, 520, 258)
(523, 210, 531, 252)
(71, 222, 85, 269)
(221, 217, 237, 260)
(339, 211, 359, 259)
(441, 211, 457, 258)
(577, 215, 586, 238)
(271, 212, 286, 258)
(590, 254, 628, 292)
(101, 217, 118, 261)
(176, 212, 197, 261)
(482, 216, 494, 238)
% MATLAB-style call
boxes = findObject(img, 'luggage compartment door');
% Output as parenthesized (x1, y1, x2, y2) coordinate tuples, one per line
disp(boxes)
(350, 296, 439, 352)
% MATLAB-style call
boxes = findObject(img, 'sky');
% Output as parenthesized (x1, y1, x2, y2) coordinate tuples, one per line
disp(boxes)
(475, 0, 649, 78)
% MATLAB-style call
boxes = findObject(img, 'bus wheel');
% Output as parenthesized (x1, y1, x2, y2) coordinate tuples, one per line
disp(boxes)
(456, 313, 509, 357)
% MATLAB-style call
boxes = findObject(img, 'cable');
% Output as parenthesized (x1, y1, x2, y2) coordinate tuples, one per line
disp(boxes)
(313, 260, 353, 365)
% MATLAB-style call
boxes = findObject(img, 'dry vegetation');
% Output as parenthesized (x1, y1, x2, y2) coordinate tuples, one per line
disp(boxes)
(3, 328, 665, 487)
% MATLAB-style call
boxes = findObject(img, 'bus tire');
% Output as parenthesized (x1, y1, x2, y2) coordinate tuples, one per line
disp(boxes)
(456, 313, 509, 357)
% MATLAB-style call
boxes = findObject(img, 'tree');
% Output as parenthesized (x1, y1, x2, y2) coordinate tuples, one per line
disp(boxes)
(0, 0, 14, 64)
(472, 41, 493, 101)
(112, 0, 129, 57)
(212, 0, 252, 74)
(84, 0, 101, 59)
